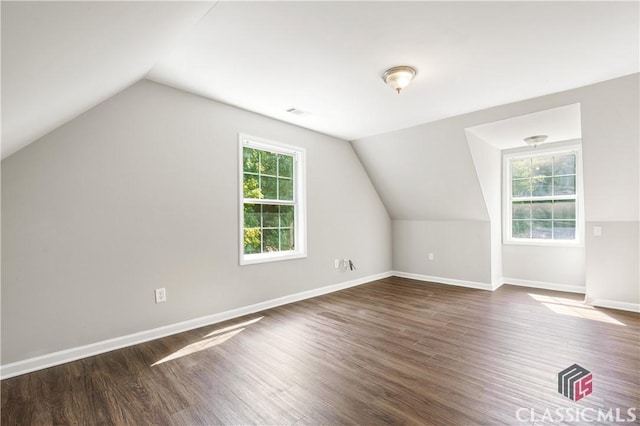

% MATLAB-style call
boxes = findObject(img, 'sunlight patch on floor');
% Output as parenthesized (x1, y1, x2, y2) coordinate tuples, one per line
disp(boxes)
(152, 316, 264, 366)
(205, 316, 263, 338)
(528, 294, 625, 326)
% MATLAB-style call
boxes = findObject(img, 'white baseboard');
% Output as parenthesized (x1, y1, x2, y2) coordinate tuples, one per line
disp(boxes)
(502, 277, 585, 294)
(392, 271, 494, 291)
(492, 279, 505, 291)
(586, 298, 640, 313)
(1, 271, 393, 380)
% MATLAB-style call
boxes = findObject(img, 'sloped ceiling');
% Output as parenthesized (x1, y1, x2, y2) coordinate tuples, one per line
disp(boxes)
(352, 117, 491, 221)
(1, 1, 215, 158)
(2, 1, 638, 159)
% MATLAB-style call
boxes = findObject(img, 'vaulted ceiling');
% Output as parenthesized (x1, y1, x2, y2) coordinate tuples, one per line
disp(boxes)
(2, 1, 638, 159)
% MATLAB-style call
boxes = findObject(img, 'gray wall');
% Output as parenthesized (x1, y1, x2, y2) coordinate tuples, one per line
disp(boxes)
(392, 220, 492, 284)
(1, 80, 392, 364)
(579, 74, 639, 305)
(353, 74, 639, 304)
(351, 110, 493, 285)
(502, 245, 585, 289)
(585, 222, 639, 304)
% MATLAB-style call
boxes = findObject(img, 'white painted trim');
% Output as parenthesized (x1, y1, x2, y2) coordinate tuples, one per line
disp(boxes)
(502, 277, 585, 294)
(0, 271, 393, 379)
(392, 271, 494, 291)
(586, 298, 640, 313)
(492, 279, 505, 291)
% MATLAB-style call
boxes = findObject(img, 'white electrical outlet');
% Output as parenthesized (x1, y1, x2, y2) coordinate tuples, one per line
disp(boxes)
(334, 259, 340, 269)
(343, 259, 349, 268)
(155, 288, 167, 303)
(428, 253, 434, 261)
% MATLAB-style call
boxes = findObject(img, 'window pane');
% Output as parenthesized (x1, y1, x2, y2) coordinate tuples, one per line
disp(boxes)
(553, 200, 576, 220)
(532, 157, 552, 177)
(243, 204, 296, 255)
(553, 176, 576, 195)
(280, 228, 294, 251)
(532, 177, 552, 196)
(508, 151, 579, 244)
(554, 221, 576, 240)
(243, 174, 261, 199)
(554, 154, 575, 175)
(244, 228, 261, 254)
(532, 220, 552, 239)
(512, 202, 531, 219)
(261, 151, 277, 176)
(512, 220, 531, 238)
(511, 159, 531, 179)
(512, 179, 531, 197)
(241, 139, 305, 262)
(279, 155, 293, 178)
(244, 204, 261, 228)
(262, 176, 277, 199)
(243, 147, 259, 173)
(263, 204, 279, 227)
(278, 178, 293, 201)
(531, 201, 552, 219)
(280, 205, 295, 227)
(263, 229, 280, 252)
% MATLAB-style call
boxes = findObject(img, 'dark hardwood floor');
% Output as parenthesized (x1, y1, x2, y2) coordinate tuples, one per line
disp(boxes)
(2, 277, 639, 425)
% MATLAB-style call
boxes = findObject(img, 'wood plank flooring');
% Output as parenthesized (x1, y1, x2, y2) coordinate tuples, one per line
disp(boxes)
(2, 277, 639, 425)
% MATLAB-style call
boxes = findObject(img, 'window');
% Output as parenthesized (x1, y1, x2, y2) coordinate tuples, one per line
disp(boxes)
(239, 134, 306, 265)
(504, 146, 581, 245)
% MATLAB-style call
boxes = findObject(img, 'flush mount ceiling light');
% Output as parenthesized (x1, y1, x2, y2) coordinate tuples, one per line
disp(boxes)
(382, 66, 416, 94)
(523, 135, 548, 147)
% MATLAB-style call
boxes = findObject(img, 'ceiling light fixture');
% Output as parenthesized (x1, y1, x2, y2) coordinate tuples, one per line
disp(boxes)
(382, 66, 416, 94)
(523, 135, 548, 147)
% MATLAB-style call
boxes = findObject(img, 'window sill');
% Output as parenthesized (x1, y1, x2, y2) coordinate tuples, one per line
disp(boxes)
(240, 251, 307, 266)
(504, 239, 584, 248)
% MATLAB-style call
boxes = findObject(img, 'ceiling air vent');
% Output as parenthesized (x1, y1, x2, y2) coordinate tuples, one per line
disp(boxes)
(285, 107, 311, 117)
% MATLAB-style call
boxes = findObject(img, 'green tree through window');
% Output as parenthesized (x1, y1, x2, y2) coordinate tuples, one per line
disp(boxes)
(507, 150, 579, 242)
(240, 136, 306, 264)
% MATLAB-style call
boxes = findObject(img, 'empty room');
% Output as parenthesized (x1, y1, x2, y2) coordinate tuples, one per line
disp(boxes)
(1, 1, 639, 425)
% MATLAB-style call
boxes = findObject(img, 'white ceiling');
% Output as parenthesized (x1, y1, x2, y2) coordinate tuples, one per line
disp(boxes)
(466, 103, 582, 150)
(2, 1, 638, 159)
(1, 1, 215, 158)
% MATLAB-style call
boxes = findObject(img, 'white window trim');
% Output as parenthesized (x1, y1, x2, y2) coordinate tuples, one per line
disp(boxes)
(238, 134, 307, 265)
(503, 144, 584, 247)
